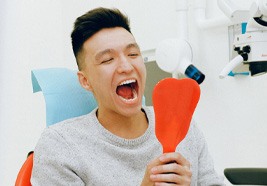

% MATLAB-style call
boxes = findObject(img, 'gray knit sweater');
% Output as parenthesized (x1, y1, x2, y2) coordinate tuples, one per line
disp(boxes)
(31, 106, 225, 186)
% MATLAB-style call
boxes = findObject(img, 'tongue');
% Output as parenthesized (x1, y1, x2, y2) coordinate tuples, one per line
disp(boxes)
(117, 85, 133, 99)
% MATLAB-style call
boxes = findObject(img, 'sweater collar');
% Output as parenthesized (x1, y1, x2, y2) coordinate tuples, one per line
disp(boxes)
(90, 106, 155, 147)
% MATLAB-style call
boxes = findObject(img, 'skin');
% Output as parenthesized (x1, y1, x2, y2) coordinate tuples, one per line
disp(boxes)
(141, 153, 192, 186)
(77, 27, 192, 185)
(77, 27, 147, 139)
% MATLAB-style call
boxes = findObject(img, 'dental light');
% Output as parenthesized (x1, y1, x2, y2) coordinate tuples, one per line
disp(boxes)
(219, 0, 267, 78)
(217, 0, 250, 23)
(156, 38, 205, 84)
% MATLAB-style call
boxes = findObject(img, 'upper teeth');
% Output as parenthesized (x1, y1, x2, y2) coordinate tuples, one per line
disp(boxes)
(119, 79, 136, 86)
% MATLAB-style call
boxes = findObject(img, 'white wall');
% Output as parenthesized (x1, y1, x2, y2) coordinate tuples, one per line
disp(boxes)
(189, 0, 267, 185)
(1, 0, 266, 185)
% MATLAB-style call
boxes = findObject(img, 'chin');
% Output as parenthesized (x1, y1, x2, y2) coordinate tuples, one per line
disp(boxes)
(117, 103, 143, 117)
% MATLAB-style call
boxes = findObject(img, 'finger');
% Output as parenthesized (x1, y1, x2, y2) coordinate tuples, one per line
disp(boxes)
(150, 173, 182, 183)
(151, 162, 191, 176)
(151, 162, 179, 174)
(154, 182, 178, 186)
(159, 153, 190, 168)
(147, 156, 166, 172)
(151, 172, 192, 185)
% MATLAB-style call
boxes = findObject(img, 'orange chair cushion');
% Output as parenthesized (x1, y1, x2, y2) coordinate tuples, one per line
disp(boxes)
(15, 153, 34, 186)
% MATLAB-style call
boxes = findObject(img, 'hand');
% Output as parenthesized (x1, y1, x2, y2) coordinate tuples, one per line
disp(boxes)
(141, 152, 192, 186)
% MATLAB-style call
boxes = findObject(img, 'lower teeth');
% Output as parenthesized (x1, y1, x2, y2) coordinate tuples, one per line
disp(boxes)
(120, 89, 137, 102)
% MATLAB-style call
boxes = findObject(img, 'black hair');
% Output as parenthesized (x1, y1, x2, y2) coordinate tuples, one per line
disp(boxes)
(71, 7, 131, 69)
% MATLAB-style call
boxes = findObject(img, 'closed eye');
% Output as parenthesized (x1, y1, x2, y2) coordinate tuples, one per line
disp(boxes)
(128, 53, 139, 57)
(102, 58, 113, 64)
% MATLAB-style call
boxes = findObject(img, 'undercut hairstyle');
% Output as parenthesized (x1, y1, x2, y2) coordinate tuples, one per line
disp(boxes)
(71, 7, 131, 70)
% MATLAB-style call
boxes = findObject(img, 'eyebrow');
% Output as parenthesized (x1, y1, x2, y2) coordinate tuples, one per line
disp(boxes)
(125, 43, 140, 50)
(94, 43, 140, 61)
(95, 49, 112, 61)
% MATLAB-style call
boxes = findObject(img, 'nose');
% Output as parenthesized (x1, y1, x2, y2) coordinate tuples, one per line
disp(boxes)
(117, 55, 134, 74)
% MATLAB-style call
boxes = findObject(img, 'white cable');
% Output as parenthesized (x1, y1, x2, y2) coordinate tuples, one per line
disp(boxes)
(219, 55, 244, 79)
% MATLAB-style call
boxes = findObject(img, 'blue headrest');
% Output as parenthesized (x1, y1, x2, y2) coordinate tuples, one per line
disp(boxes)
(31, 68, 145, 126)
(31, 68, 97, 126)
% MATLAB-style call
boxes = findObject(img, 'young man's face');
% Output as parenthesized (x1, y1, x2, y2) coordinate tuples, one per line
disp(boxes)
(78, 27, 146, 117)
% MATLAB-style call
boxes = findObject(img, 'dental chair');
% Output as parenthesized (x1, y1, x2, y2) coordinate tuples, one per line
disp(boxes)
(15, 68, 98, 186)
(16, 68, 267, 185)
(15, 68, 146, 186)
(224, 168, 267, 185)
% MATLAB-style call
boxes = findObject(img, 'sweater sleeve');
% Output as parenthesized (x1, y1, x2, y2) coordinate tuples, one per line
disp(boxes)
(31, 128, 85, 186)
(194, 125, 226, 186)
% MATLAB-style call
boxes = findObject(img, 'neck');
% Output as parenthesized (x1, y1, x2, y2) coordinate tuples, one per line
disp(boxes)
(97, 108, 148, 139)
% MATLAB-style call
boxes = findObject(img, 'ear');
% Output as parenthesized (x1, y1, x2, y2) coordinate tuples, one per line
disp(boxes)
(77, 71, 93, 91)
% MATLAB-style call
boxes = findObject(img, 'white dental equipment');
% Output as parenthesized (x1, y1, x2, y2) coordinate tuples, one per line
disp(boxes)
(155, 38, 205, 84)
(219, 0, 267, 78)
(155, 0, 205, 84)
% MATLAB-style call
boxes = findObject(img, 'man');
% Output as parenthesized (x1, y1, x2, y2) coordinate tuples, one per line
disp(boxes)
(31, 7, 225, 185)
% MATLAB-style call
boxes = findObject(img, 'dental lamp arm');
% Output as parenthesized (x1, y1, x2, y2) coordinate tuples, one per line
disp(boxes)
(247, 0, 267, 32)
(250, 0, 267, 20)
(219, 0, 267, 78)
(219, 55, 244, 79)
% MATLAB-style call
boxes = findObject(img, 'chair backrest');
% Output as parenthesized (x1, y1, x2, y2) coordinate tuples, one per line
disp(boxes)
(31, 68, 98, 126)
(31, 67, 146, 126)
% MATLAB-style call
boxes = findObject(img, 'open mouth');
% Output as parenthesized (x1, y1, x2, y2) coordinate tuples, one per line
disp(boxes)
(116, 79, 138, 102)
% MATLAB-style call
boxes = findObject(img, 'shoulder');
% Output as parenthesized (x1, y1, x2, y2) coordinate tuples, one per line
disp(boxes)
(36, 109, 98, 150)
(188, 119, 205, 143)
(176, 119, 207, 155)
(49, 108, 97, 133)
(184, 119, 205, 144)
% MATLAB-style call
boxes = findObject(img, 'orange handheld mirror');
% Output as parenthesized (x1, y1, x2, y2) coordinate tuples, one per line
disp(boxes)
(152, 78, 200, 153)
